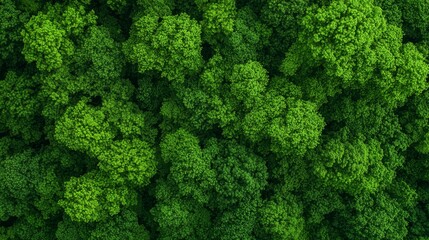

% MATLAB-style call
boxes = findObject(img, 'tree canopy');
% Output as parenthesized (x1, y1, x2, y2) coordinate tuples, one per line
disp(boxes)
(1, 0, 429, 239)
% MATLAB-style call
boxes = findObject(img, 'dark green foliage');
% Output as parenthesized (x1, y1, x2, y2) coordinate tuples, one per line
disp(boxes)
(0, 0, 26, 66)
(56, 210, 150, 240)
(0, 71, 43, 143)
(401, 0, 429, 40)
(257, 193, 305, 239)
(2, 0, 429, 239)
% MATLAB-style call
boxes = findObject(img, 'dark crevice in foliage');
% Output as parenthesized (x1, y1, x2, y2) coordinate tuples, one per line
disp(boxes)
(0, 217, 17, 227)
(202, 42, 214, 62)
(88, 96, 102, 107)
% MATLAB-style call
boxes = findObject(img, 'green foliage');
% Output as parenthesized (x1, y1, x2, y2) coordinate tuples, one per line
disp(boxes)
(59, 172, 137, 223)
(60, 5, 97, 36)
(160, 129, 215, 204)
(54, 100, 114, 156)
(311, 131, 388, 193)
(281, 0, 429, 107)
(261, 0, 309, 52)
(56, 210, 150, 240)
(229, 61, 268, 107)
(2, 0, 429, 239)
(207, 139, 268, 209)
(374, 0, 402, 27)
(257, 194, 305, 240)
(282, 0, 385, 85)
(136, 0, 175, 16)
(346, 187, 414, 239)
(267, 98, 325, 156)
(211, 201, 258, 240)
(21, 13, 70, 71)
(124, 13, 203, 82)
(151, 198, 211, 240)
(21, 3, 96, 71)
(0, 148, 61, 240)
(87, 210, 150, 240)
(0, 71, 42, 142)
(401, 0, 429, 40)
(201, 1, 236, 36)
(98, 139, 156, 186)
(75, 25, 124, 80)
(0, 0, 24, 64)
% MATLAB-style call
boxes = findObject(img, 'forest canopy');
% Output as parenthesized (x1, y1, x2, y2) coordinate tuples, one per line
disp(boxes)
(1, 0, 429, 239)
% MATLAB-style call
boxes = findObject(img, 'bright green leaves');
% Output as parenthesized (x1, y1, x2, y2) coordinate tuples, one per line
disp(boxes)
(60, 174, 106, 223)
(230, 61, 269, 108)
(124, 13, 203, 82)
(293, 0, 385, 84)
(282, 0, 429, 107)
(166, 56, 324, 157)
(55, 96, 157, 222)
(55, 97, 156, 156)
(153, 14, 202, 79)
(171, 56, 236, 132)
(311, 133, 387, 193)
(60, 172, 137, 223)
(98, 139, 156, 186)
(238, 92, 324, 157)
(268, 99, 325, 156)
(200, 4, 270, 81)
(4, 0, 429, 239)
(38, 67, 88, 121)
(55, 100, 114, 156)
(385, 43, 429, 104)
(309, 95, 408, 196)
(411, 93, 429, 152)
(61, 5, 97, 36)
(55, 98, 157, 186)
(368, 27, 429, 106)
(101, 97, 157, 142)
(33, 21, 125, 122)
(201, 1, 236, 36)
(152, 129, 215, 239)
(21, 14, 69, 71)
(21, 4, 97, 71)
(215, 7, 272, 65)
(240, 84, 293, 143)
